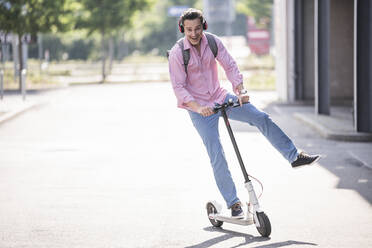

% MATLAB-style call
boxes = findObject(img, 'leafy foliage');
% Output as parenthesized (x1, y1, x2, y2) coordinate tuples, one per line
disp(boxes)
(236, 0, 273, 28)
(75, 0, 153, 82)
(1, 0, 255, 61)
(76, 0, 153, 37)
(126, 0, 201, 55)
(0, 0, 73, 35)
(0, 0, 74, 89)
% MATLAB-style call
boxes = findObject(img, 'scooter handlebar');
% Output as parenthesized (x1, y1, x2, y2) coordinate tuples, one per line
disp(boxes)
(213, 98, 248, 113)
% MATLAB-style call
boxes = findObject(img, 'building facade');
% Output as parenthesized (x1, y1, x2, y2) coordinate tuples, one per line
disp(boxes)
(274, 0, 372, 133)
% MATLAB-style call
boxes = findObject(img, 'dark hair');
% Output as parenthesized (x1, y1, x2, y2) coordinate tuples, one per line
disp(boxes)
(180, 8, 205, 26)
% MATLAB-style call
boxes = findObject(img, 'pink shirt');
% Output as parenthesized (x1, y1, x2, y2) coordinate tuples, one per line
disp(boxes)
(168, 33, 243, 111)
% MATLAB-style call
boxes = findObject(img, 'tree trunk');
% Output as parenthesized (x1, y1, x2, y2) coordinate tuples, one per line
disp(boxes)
(38, 33, 43, 75)
(18, 34, 23, 92)
(12, 34, 19, 82)
(108, 36, 114, 74)
(101, 30, 106, 83)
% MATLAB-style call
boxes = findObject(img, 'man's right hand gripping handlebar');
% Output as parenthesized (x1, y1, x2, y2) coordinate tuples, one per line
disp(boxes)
(186, 101, 215, 117)
(198, 105, 215, 117)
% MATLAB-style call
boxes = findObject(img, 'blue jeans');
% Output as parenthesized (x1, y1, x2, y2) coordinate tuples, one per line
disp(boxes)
(188, 93, 298, 208)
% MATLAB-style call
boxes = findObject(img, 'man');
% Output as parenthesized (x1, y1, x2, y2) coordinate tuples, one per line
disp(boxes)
(168, 8, 320, 218)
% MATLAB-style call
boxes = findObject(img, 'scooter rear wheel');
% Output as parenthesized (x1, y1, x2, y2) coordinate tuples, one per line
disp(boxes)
(206, 202, 223, 227)
(256, 212, 271, 237)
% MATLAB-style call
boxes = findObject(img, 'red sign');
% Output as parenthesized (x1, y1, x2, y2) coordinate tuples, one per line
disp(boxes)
(246, 17, 270, 55)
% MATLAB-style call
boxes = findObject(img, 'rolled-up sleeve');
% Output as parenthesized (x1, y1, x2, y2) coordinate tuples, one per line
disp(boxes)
(168, 47, 195, 107)
(215, 37, 243, 92)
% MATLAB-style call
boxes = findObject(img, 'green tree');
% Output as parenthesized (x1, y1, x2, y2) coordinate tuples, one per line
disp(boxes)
(0, 0, 73, 90)
(76, 0, 153, 83)
(126, 0, 200, 56)
(236, 0, 273, 28)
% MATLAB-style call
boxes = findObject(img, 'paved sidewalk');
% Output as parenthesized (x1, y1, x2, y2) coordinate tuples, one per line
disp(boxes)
(292, 105, 372, 142)
(0, 89, 63, 126)
(268, 102, 372, 170)
(0, 94, 39, 126)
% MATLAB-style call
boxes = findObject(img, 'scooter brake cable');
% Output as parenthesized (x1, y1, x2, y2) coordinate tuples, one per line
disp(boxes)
(246, 173, 264, 214)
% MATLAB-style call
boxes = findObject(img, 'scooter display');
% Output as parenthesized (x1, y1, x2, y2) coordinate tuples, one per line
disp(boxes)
(206, 99, 271, 237)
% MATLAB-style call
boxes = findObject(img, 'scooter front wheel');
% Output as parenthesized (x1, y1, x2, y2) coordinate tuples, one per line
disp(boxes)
(256, 212, 271, 237)
(206, 202, 223, 227)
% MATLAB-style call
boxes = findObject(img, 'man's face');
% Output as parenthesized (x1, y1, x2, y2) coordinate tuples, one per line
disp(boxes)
(183, 18, 203, 47)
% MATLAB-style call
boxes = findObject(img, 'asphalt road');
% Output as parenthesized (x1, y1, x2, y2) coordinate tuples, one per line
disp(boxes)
(0, 83, 371, 248)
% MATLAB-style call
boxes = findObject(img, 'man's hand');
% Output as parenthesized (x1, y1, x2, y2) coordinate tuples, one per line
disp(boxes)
(235, 83, 249, 106)
(238, 92, 250, 107)
(186, 101, 214, 117)
(197, 106, 214, 117)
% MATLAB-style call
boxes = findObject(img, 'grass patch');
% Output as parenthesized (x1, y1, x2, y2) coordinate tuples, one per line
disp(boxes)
(1, 68, 61, 90)
(47, 70, 71, 76)
(240, 54, 275, 70)
(244, 70, 276, 91)
(122, 54, 167, 64)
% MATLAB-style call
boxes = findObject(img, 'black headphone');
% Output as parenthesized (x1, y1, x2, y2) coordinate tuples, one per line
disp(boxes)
(178, 17, 208, 33)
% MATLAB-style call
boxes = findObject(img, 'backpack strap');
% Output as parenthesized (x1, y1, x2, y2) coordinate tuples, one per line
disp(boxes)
(205, 32, 218, 58)
(177, 38, 190, 74)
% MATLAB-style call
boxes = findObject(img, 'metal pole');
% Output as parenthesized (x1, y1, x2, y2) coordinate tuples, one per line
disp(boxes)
(221, 108, 250, 183)
(314, 0, 330, 115)
(12, 34, 19, 82)
(38, 33, 43, 74)
(0, 69, 3, 100)
(355, 0, 372, 132)
(21, 69, 26, 101)
(295, 0, 304, 100)
(0, 43, 3, 100)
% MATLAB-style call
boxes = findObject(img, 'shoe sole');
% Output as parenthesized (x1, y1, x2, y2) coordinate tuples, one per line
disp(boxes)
(292, 155, 322, 169)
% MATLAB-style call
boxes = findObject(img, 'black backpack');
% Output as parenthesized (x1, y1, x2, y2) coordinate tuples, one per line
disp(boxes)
(167, 32, 218, 74)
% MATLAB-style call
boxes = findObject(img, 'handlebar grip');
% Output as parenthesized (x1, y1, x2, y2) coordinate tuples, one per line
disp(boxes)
(213, 104, 221, 113)
(213, 99, 250, 113)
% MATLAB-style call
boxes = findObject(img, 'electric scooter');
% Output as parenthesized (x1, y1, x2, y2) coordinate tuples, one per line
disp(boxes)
(206, 99, 271, 237)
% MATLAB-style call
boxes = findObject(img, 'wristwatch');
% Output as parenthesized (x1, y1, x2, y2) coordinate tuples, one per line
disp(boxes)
(239, 89, 248, 95)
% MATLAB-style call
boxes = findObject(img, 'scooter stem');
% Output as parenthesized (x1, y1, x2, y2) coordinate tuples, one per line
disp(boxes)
(221, 108, 250, 183)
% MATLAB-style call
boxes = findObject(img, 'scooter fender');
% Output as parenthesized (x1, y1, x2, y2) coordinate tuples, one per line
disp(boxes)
(253, 210, 262, 228)
(245, 181, 263, 228)
(206, 200, 222, 214)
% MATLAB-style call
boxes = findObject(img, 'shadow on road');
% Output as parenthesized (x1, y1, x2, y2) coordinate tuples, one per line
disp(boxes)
(185, 226, 317, 248)
(251, 240, 317, 248)
(184, 226, 268, 248)
(262, 102, 372, 205)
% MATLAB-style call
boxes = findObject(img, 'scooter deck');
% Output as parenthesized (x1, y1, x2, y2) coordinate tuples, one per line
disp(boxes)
(209, 214, 254, 226)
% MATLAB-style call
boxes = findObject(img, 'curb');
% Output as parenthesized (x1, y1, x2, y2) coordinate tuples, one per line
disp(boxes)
(0, 102, 41, 126)
(68, 79, 170, 86)
(293, 113, 372, 142)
